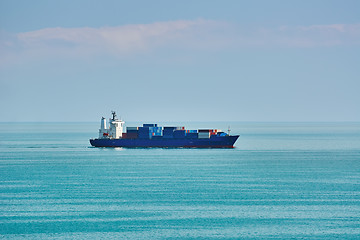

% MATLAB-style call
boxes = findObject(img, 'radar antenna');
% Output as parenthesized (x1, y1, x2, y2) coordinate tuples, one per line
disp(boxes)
(111, 111, 117, 121)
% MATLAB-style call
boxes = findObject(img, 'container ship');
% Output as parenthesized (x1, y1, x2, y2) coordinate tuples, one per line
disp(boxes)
(89, 112, 239, 148)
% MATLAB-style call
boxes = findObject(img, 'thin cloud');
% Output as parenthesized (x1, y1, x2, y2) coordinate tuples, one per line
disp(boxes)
(1, 21, 360, 66)
(299, 23, 359, 33)
(15, 19, 226, 55)
(277, 23, 360, 47)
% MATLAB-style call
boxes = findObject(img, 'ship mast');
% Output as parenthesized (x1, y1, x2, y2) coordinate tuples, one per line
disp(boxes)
(111, 111, 117, 121)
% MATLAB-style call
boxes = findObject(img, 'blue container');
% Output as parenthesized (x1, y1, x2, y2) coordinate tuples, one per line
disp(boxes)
(186, 130, 197, 133)
(164, 128, 174, 132)
(186, 133, 198, 139)
(126, 130, 139, 133)
(173, 130, 186, 138)
(163, 134, 174, 139)
(138, 133, 150, 139)
(152, 135, 163, 139)
(138, 127, 149, 132)
(148, 127, 162, 136)
(138, 135, 150, 139)
(163, 129, 174, 135)
(138, 127, 150, 139)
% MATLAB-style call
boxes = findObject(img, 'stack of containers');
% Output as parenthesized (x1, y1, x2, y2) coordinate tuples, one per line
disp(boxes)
(173, 130, 186, 138)
(149, 126, 162, 136)
(126, 127, 139, 139)
(198, 129, 213, 139)
(138, 124, 163, 139)
(185, 130, 198, 139)
(163, 127, 176, 138)
(164, 127, 175, 138)
(163, 126, 185, 138)
(138, 127, 150, 139)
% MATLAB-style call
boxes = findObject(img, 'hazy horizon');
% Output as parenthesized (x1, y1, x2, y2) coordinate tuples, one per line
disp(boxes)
(1, 120, 359, 124)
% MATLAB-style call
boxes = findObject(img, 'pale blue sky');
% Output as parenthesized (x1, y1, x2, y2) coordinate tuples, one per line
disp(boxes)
(1, 0, 359, 122)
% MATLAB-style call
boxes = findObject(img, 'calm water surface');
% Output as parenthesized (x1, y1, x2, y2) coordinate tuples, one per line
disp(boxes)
(0, 122, 359, 239)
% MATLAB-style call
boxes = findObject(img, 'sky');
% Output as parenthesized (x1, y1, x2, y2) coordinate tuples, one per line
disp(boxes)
(0, 0, 359, 122)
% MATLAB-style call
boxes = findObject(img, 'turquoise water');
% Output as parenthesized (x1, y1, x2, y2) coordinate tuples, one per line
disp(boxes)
(1, 122, 360, 239)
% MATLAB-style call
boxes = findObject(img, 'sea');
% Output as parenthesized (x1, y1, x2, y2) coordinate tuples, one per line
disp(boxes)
(0, 122, 359, 239)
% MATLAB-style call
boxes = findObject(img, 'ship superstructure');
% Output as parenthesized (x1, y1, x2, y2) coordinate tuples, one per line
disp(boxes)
(98, 111, 124, 139)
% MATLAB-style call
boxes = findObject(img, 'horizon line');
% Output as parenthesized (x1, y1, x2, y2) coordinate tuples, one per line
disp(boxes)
(1, 121, 359, 124)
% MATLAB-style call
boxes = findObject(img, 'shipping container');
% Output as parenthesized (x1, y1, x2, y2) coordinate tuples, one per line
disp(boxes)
(163, 132, 174, 137)
(164, 128, 175, 132)
(164, 126, 184, 130)
(164, 126, 177, 130)
(138, 127, 149, 133)
(198, 129, 213, 132)
(163, 134, 174, 139)
(173, 130, 186, 138)
(126, 132, 138, 139)
(126, 127, 138, 131)
(198, 132, 211, 138)
(152, 135, 163, 139)
(186, 133, 198, 139)
(138, 127, 151, 139)
(211, 129, 219, 135)
(148, 127, 162, 136)
(186, 130, 198, 133)
(199, 129, 218, 135)
(150, 127, 162, 131)
(122, 133, 127, 138)
(138, 134, 151, 139)
(139, 126, 163, 138)
(143, 124, 157, 127)
(126, 129, 139, 133)
(163, 128, 175, 135)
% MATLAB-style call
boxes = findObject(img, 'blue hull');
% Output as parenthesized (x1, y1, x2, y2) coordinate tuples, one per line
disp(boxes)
(90, 135, 239, 148)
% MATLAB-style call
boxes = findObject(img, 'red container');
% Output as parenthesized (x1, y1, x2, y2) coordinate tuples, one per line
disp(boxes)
(122, 133, 127, 138)
(126, 132, 138, 139)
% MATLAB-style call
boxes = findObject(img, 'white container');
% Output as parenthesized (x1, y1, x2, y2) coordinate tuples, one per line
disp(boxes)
(198, 132, 210, 139)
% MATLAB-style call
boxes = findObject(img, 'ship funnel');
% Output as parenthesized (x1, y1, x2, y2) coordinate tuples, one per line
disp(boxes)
(99, 117, 109, 138)
(101, 117, 107, 130)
